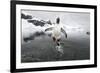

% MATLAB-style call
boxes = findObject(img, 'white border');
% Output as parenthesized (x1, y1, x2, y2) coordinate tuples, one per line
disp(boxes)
(16, 4, 94, 69)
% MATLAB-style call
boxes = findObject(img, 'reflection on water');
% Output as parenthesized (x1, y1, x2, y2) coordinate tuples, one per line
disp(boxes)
(21, 30, 90, 63)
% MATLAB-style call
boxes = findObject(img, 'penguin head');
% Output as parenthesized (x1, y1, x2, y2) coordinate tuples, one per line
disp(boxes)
(56, 17, 60, 24)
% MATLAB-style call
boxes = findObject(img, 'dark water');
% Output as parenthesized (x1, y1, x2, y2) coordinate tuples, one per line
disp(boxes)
(21, 32, 90, 63)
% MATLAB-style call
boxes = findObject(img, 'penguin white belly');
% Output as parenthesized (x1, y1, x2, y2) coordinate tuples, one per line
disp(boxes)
(52, 27, 61, 39)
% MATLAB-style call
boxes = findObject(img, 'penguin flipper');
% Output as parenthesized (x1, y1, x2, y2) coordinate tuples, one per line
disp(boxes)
(61, 28, 67, 39)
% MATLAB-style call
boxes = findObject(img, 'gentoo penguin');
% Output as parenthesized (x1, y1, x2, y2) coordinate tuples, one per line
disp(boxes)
(45, 17, 67, 56)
